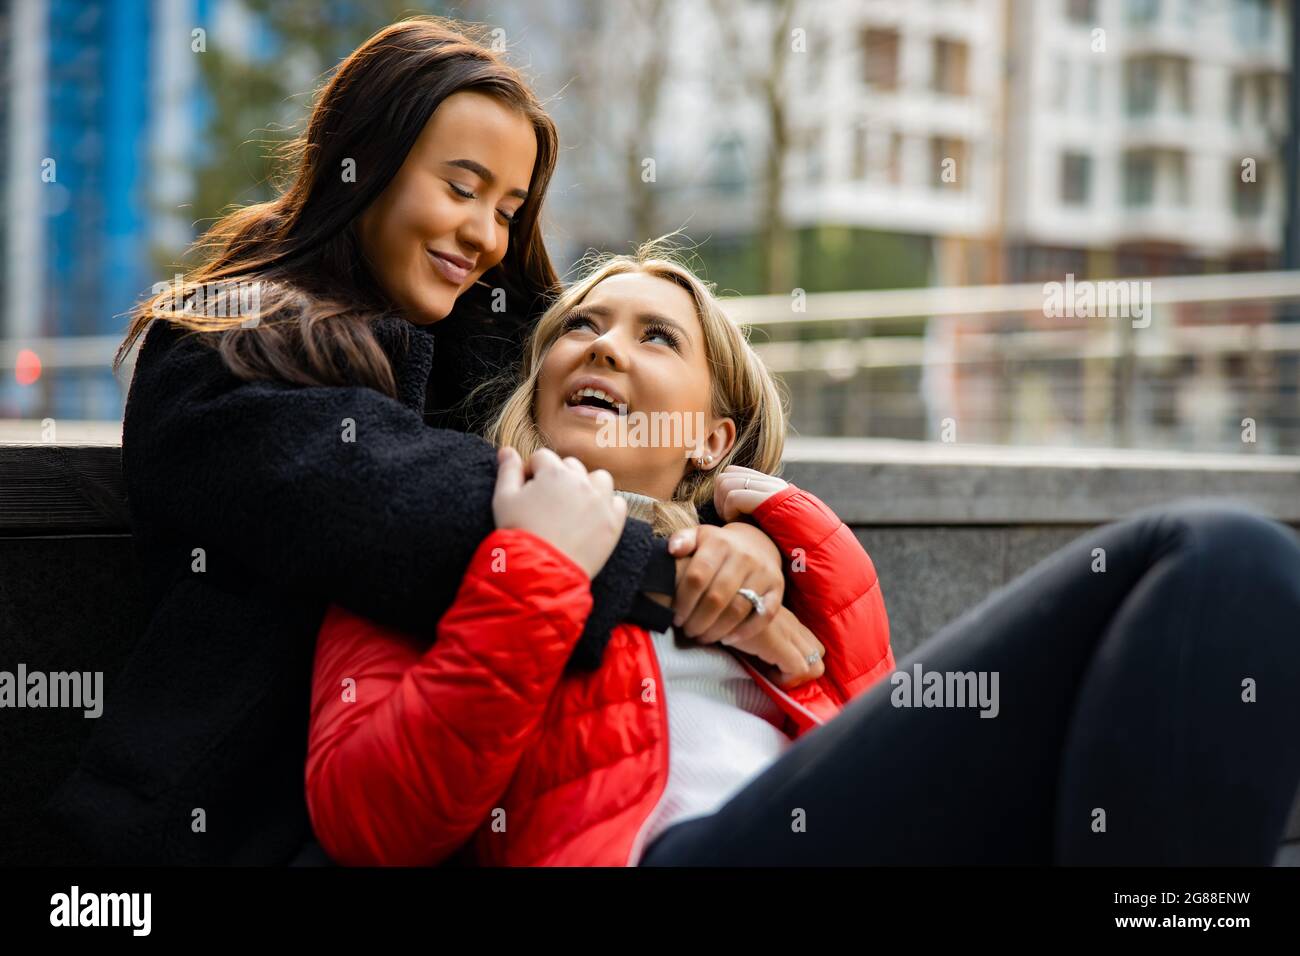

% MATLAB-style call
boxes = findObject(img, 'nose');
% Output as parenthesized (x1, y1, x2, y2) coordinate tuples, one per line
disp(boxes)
(587, 329, 628, 371)
(457, 201, 503, 263)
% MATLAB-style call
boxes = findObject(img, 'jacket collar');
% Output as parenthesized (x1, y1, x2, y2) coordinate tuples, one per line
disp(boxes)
(371, 314, 437, 413)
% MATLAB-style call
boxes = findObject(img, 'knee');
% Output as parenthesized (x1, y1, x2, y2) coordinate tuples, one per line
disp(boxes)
(1130, 499, 1300, 591)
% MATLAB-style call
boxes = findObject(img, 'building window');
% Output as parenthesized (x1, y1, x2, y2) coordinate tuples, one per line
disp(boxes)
(1233, 161, 1265, 218)
(1229, 74, 1245, 125)
(888, 132, 904, 185)
(1169, 152, 1188, 204)
(1232, 0, 1272, 48)
(1256, 73, 1273, 123)
(1126, 0, 1160, 24)
(1171, 58, 1191, 113)
(1061, 152, 1092, 205)
(1125, 58, 1158, 115)
(861, 28, 899, 90)
(1124, 152, 1156, 206)
(1067, 0, 1098, 25)
(852, 123, 870, 179)
(932, 38, 969, 96)
(1230, 72, 1277, 125)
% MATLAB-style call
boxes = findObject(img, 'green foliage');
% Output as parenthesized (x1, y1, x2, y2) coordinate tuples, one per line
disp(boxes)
(697, 226, 931, 296)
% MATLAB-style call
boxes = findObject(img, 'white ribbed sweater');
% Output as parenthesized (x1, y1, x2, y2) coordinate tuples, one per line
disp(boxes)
(613, 488, 792, 857)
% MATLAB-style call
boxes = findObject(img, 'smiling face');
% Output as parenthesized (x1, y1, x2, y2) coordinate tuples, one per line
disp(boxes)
(535, 271, 736, 501)
(356, 90, 538, 325)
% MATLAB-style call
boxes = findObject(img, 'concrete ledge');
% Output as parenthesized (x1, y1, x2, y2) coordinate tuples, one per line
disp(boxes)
(3, 440, 1296, 654)
(0, 420, 122, 445)
(7, 437, 1299, 533)
(783, 437, 1300, 525)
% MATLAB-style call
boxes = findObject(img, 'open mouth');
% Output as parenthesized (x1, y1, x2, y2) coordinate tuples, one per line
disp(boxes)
(566, 386, 629, 416)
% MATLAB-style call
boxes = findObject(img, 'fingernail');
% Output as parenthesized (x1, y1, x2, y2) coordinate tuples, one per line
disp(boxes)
(673, 614, 683, 627)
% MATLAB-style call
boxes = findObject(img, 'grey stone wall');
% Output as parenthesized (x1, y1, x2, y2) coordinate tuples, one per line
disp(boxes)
(780, 438, 1300, 657)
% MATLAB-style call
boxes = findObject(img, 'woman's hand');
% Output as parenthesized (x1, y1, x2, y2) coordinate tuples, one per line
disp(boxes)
(491, 446, 627, 579)
(724, 605, 826, 689)
(667, 521, 784, 645)
(713, 465, 789, 523)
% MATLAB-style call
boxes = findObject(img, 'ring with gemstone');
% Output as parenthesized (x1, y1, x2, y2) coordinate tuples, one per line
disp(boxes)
(806, 653, 821, 666)
(737, 587, 765, 617)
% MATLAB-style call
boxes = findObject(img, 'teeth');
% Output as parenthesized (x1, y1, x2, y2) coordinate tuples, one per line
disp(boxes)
(568, 386, 625, 409)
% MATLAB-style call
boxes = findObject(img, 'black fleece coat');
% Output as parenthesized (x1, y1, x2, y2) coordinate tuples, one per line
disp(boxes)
(44, 306, 696, 865)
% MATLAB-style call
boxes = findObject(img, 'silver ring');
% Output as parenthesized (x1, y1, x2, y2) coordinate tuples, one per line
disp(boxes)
(806, 653, 821, 666)
(737, 587, 765, 617)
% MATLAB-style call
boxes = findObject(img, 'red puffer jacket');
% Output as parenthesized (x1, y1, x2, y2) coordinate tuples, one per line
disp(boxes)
(305, 483, 893, 866)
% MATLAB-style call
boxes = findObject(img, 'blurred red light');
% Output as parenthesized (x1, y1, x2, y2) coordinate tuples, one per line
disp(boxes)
(15, 349, 42, 386)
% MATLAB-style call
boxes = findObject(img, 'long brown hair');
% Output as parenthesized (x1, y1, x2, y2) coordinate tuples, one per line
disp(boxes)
(115, 16, 561, 399)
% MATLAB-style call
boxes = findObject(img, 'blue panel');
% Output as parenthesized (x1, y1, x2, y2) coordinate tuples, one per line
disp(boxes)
(101, 0, 151, 336)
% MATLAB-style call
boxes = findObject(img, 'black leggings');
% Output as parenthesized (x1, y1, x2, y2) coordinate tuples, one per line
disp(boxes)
(639, 502, 1300, 866)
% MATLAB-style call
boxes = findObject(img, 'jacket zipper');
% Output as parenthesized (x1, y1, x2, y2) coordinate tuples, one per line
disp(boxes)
(732, 650, 827, 729)
(624, 626, 672, 867)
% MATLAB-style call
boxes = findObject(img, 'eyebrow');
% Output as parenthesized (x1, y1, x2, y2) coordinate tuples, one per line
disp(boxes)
(573, 303, 693, 346)
(443, 158, 529, 201)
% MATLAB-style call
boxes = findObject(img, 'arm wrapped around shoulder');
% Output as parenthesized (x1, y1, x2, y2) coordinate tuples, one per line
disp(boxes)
(122, 320, 654, 649)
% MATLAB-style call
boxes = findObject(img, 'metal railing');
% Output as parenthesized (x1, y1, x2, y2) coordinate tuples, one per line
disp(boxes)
(722, 271, 1300, 456)
(4, 271, 1300, 455)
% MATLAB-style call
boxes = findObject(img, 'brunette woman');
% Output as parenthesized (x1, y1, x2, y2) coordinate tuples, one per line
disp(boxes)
(44, 18, 786, 865)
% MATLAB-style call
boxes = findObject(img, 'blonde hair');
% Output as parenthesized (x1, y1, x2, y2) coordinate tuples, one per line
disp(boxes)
(485, 240, 788, 537)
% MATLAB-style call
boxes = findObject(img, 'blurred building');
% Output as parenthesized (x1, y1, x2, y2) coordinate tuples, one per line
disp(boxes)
(535, 0, 1296, 452)
(0, 0, 213, 419)
(545, 0, 1291, 284)
(1005, 0, 1289, 281)
(1, 0, 1295, 450)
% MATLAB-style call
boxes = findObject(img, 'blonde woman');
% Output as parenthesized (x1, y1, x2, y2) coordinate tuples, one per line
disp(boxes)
(305, 246, 1300, 867)
(305, 245, 894, 865)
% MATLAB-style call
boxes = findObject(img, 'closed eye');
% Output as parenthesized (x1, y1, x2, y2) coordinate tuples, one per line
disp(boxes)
(448, 181, 517, 226)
